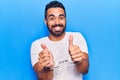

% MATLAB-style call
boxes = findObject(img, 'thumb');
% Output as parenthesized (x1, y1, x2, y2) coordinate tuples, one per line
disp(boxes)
(41, 43, 47, 49)
(69, 35, 73, 46)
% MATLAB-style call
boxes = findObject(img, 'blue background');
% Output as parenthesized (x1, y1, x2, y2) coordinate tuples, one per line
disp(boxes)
(0, 0, 120, 80)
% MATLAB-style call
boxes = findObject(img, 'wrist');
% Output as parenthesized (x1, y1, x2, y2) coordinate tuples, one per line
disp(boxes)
(75, 58, 88, 64)
(74, 61, 82, 64)
(74, 57, 82, 64)
(44, 66, 53, 71)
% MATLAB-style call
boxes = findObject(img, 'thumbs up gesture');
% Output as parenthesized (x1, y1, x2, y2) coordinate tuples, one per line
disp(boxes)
(39, 44, 54, 70)
(69, 35, 83, 63)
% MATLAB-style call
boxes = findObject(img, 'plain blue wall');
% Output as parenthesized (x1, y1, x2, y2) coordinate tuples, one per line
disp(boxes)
(0, 0, 120, 80)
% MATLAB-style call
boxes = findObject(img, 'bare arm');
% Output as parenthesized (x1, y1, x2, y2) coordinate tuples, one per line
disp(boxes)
(33, 44, 54, 80)
(75, 52, 89, 74)
(69, 35, 89, 74)
(34, 62, 53, 80)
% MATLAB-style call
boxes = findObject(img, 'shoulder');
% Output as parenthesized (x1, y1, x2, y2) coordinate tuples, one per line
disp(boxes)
(31, 37, 48, 47)
(66, 31, 86, 43)
(66, 31, 83, 37)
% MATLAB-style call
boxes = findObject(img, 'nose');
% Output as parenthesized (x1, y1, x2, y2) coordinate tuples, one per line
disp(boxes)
(55, 18, 60, 25)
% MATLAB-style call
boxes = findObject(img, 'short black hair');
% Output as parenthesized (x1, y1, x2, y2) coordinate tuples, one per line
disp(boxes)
(45, 1, 66, 19)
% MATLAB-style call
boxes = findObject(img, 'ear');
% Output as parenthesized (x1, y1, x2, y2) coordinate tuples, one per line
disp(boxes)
(44, 18, 47, 24)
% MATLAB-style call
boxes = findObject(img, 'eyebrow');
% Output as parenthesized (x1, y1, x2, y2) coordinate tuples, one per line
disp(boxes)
(59, 14, 65, 17)
(48, 14, 65, 18)
(48, 14, 55, 18)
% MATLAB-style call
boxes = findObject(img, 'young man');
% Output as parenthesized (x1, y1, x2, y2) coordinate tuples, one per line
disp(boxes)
(31, 1, 89, 80)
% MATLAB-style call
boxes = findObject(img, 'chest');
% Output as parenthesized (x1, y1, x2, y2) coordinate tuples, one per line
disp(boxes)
(48, 41, 70, 63)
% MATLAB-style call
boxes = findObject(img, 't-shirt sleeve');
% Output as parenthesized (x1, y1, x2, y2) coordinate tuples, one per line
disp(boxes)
(30, 41, 42, 67)
(73, 32, 88, 53)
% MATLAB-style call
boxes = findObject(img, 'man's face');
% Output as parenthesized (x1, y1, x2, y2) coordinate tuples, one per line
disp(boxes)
(45, 7, 66, 37)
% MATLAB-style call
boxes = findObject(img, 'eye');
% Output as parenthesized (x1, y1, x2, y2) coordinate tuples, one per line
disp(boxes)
(48, 17, 55, 21)
(59, 16, 65, 20)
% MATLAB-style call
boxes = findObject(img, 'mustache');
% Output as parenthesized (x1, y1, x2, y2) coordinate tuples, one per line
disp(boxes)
(52, 24, 64, 28)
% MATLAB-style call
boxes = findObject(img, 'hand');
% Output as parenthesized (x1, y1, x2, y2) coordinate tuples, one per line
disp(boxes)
(39, 44, 54, 70)
(69, 35, 83, 63)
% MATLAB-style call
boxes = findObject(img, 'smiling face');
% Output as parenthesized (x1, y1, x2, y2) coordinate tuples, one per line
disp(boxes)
(45, 7, 66, 37)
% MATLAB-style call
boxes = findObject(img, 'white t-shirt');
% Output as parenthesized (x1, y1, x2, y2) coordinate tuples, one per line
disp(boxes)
(30, 32, 88, 80)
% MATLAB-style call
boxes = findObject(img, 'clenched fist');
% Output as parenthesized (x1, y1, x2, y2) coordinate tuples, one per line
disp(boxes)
(69, 35, 83, 63)
(39, 44, 54, 70)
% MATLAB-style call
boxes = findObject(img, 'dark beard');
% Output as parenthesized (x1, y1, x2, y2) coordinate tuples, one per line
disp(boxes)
(47, 23, 66, 37)
(51, 29, 65, 37)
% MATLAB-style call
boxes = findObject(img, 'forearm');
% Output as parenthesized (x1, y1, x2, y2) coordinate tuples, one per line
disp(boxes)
(37, 69, 53, 80)
(34, 62, 53, 80)
(75, 53, 89, 74)
(76, 59, 89, 74)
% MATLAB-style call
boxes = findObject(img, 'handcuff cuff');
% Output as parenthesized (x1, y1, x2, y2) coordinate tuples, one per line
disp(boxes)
(44, 57, 82, 70)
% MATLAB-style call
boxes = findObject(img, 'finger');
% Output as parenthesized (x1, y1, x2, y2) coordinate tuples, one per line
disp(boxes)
(69, 35, 73, 46)
(43, 60, 50, 67)
(41, 43, 47, 49)
(71, 53, 82, 59)
(69, 45, 79, 53)
(43, 56, 50, 61)
(41, 53, 50, 58)
(71, 47, 81, 55)
(73, 57, 82, 62)
(46, 52, 54, 67)
(43, 59, 53, 68)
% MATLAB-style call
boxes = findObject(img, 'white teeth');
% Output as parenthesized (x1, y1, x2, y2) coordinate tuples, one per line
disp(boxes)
(55, 27, 61, 31)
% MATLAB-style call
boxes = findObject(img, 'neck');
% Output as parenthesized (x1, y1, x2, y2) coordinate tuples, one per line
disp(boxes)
(48, 32, 65, 41)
